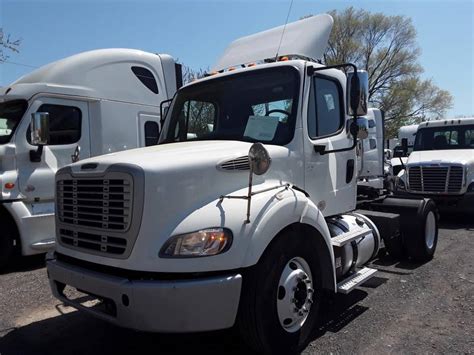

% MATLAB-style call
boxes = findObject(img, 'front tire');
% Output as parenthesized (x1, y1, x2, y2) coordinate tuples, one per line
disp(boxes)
(238, 227, 322, 355)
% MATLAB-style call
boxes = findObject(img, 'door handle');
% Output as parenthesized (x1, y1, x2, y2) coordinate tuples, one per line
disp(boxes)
(71, 145, 81, 163)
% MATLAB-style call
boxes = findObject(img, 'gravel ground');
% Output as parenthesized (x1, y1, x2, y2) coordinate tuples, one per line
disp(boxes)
(0, 215, 472, 355)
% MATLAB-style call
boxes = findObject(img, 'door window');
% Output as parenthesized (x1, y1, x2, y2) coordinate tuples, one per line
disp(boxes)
(144, 121, 160, 146)
(465, 129, 474, 147)
(308, 76, 343, 139)
(27, 104, 82, 145)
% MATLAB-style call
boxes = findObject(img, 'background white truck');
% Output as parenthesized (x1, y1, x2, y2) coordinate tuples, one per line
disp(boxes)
(46, 15, 438, 354)
(396, 118, 474, 214)
(357, 108, 390, 196)
(0, 48, 182, 268)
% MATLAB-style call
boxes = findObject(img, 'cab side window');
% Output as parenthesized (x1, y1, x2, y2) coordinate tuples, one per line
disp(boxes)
(27, 104, 82, 145)
(308, 76, 343, 139)
(144, 121, 160, 146)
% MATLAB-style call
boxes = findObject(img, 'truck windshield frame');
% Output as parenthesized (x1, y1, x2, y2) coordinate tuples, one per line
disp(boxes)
(413, 124, 474, 151)
(159, 66, 300, 146)
(0, 99, 28, 144)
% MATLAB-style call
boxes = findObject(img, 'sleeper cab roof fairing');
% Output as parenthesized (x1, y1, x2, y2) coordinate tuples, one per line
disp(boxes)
(212, 14, 334, 72)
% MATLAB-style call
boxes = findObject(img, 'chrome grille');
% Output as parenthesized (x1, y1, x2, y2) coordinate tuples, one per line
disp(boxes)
(59, 228, 127, 255)
(57, 178, 132, 230)
(408, 165, 464, 194)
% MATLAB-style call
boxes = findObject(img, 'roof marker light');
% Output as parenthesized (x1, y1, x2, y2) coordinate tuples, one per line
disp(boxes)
(279, 56, 289, 61)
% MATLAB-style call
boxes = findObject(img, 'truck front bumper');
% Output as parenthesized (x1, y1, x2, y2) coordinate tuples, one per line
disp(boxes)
(47, 256, 242, 333)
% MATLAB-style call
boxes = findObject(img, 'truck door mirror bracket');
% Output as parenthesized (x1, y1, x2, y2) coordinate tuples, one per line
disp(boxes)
(160, 98, 173, 126)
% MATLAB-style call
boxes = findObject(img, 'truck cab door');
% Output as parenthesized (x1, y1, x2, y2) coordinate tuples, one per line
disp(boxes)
(304, 74, 357, 216)
(15, 97, 91, 202)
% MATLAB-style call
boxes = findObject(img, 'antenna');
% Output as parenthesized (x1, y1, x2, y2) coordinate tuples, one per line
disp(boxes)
(275, 0, 294, 61)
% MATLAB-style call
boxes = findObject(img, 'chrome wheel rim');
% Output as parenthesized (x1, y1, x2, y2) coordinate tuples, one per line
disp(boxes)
(276, 257, 314, 333)
(425, 211, 436, 249)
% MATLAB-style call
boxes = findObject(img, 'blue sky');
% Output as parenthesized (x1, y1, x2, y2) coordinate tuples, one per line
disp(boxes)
(1, 0, 473, 116)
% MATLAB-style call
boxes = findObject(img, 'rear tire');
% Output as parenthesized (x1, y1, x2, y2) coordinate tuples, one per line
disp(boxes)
(403, 199, 438, 261)
(237, 227, 322, 355)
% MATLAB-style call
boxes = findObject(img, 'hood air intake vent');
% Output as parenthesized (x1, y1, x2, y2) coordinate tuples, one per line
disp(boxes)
(218, 156, 250, 171)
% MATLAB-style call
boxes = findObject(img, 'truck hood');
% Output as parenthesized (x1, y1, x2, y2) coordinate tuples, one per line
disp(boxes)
(58, 140, 302, 267)
(69, 140, 291, 176)
(408, 150, 474, 166)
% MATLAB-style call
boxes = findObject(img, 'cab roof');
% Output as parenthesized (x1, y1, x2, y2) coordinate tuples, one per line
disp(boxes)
(1, 49, 173, 105)
(419, 118, 474, 128)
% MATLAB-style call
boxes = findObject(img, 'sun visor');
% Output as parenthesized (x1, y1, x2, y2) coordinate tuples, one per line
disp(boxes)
(212, 14, 334, 72)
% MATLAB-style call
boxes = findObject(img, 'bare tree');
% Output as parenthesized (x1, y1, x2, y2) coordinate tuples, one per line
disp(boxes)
(0, 28, 21, 62)
(306, 8, 453, 137)
(181, 65, 208, 85)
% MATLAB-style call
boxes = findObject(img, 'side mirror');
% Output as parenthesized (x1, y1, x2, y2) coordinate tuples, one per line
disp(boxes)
(29, 112, 49, 162)
(347, 70, 369, 116)
(248, 142, 271, 175)
(30, 112, 49, 145)
(401, 138, 408, 156)
(355, 117, 369, 140)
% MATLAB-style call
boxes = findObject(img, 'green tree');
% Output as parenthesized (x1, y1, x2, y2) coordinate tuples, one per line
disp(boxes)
(0, 28, 21, 62)
(307, 8, 453, 137)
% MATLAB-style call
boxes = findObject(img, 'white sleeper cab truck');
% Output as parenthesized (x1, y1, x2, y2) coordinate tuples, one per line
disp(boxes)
(47, 16, 438, 354)
(0, 48, 182, 268)
(396, 118, 474, 214)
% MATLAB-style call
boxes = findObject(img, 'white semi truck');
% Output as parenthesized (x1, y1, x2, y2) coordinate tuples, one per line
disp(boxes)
(396, 118, 474, 214)
(47, 16, 438, 354)
(0, 48, 182, 268)
(357, 108, 389, 196)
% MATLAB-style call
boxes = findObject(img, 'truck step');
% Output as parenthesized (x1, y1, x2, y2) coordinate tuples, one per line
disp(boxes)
(337, 267, 377, 294)
(331, 227, 372, 247)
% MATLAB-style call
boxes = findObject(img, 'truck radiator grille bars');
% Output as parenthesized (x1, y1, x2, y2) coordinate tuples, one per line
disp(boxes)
(55, 167, 144, 259)
(408, 165, 463, 194)
(57, 178, 132, 231)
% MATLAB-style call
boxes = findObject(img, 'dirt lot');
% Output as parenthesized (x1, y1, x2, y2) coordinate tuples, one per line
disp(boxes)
(0, 215, 473, 355)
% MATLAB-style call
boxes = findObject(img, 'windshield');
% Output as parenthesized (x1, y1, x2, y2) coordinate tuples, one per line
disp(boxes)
(0, 100, 28, 144)
(159, 66, 300, 145)
(414, 124, 474, 151)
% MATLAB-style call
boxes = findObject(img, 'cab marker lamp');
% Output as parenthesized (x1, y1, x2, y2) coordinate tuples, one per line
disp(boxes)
(160, 228, 233, 258)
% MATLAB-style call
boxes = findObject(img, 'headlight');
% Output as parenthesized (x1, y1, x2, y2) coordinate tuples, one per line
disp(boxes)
(396, 177, 406, 191)
(160, 228, 233, 258)
(467, 182, 474, 193)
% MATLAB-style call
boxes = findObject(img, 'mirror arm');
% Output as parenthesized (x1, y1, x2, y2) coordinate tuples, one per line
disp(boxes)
(314, 119, 358, 155)
(309, 62, 360, 155)
(160, 98, 174, 126)
(29, 145, 44, 163)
